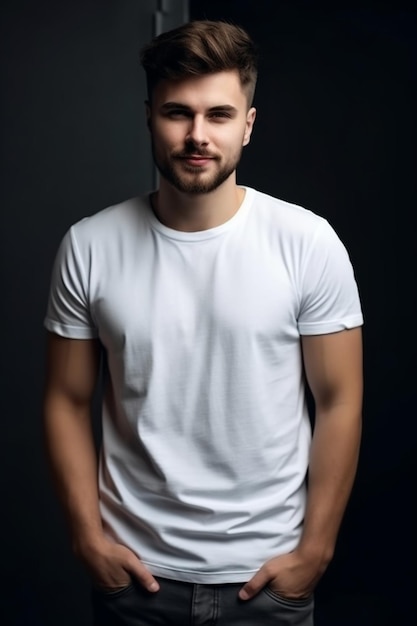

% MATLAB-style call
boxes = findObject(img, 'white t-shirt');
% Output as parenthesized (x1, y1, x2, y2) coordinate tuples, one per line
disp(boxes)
(44, 187, 363, 583)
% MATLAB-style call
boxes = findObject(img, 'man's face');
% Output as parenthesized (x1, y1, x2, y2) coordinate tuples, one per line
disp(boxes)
(147, 71, 256, 194)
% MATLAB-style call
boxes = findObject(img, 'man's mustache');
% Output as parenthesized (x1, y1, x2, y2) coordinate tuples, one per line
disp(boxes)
(172, 142, 219, 159)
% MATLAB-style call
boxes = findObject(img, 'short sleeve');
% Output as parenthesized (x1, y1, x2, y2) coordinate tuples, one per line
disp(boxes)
(298, 220, 363, 335)
(44, 226, 98, 339)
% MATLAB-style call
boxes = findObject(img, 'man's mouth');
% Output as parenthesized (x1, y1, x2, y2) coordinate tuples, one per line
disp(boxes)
(177, 154, 216, 167)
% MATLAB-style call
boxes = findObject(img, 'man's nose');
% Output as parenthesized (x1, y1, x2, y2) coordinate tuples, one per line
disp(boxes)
(186, 116, 209, 146)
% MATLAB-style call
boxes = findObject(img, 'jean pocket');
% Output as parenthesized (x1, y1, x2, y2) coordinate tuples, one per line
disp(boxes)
(263, 586, 313, 608)
(93, 583, 135, 599)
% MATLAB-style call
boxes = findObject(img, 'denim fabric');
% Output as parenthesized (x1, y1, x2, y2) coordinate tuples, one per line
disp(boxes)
(92, 577, 314, 625)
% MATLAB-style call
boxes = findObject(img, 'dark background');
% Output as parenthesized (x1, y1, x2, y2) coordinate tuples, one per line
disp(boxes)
(1, 1, 416, 625)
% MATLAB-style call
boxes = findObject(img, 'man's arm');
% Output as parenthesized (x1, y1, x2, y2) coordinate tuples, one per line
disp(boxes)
(297, 327, 363, 567)
(43, 332, 159, 592)
(239, 327, 363, 600)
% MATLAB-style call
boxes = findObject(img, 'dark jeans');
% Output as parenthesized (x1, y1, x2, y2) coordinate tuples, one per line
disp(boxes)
(92, 577, 314, 625)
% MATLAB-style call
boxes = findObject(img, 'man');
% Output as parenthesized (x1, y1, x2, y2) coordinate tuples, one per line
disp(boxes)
(43, 20, 363, 626)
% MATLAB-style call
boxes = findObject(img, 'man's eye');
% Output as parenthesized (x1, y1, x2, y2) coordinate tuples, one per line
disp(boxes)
(210, 112, 230, 119)
(166, 110, 189, 118)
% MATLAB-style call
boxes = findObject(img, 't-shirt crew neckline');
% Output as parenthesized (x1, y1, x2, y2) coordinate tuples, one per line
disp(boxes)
(145, 186, 254, 242)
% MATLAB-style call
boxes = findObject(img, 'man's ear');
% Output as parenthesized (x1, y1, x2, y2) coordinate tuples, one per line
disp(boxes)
(243, 107, 256, 146)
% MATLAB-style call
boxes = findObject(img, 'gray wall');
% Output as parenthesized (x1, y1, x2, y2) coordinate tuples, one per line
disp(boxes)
(1, 2, 187, 625)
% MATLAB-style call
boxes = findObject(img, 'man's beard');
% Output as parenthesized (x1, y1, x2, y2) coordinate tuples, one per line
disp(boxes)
(152, 140, 243, 194)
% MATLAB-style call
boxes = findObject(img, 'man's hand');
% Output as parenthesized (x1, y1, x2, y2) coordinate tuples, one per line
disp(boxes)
(238, 549, 326, 601)
(75, 535, 160, 593)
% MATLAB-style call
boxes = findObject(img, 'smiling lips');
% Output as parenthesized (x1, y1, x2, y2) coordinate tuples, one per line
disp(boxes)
(177, 154, 217, 167)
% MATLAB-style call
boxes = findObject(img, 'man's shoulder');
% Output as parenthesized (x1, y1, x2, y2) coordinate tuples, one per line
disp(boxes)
(248, 187, 327, 233)
(66, 195, 151, 250)
(73, 194, 148, 232)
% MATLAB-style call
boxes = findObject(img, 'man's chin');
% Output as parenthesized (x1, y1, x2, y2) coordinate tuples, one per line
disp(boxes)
(156, 159, 237, 195)
(174, 182, 218, 195)
(162, 172, 219, 195)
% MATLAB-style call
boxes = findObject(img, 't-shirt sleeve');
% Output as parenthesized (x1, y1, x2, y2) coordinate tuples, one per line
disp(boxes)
(44, 225, 98, 339)
(298, 219, 363, 335)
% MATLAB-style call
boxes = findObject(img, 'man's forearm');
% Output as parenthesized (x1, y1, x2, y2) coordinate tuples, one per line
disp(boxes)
(43, 395, 104, 552)
(298, 404, 362, 568)
(43, 394, 160, 592)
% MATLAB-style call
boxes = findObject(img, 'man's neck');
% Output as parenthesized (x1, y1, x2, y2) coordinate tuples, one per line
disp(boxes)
(151, 178, 245, 233)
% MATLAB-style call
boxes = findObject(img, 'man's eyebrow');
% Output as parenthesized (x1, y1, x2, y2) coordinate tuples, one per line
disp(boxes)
(161, 102, 191, 110)
(160, 102, 238, 114)
(207, 105, 238, 114)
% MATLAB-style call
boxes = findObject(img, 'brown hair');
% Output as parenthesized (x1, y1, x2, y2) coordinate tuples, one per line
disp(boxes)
(140, 20, 258, 106)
